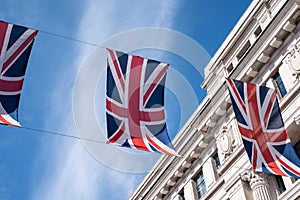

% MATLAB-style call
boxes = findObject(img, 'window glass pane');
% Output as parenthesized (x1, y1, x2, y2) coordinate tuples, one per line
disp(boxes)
(213, 153, 221, 168)
(273, 72, 287, 97)
(179, 190, 185, 200)
(278, 83, 287, 96)
(195, 171, 206, 198)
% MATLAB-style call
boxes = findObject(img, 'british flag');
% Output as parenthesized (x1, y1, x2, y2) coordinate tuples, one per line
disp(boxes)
(106, 49, 178, 156)
(0, 21, 38, 126)
(226, 78, 300, 178)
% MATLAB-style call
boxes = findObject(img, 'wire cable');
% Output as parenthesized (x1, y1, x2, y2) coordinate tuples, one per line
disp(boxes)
(2, 19, 201, 68)
(21, 125, 107, 144)
(38, 28, 187, 67)
(38, 29, 104, 48)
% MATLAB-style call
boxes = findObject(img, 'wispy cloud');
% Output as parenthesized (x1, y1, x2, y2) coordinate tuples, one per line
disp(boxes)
(32, 140, 144, 200)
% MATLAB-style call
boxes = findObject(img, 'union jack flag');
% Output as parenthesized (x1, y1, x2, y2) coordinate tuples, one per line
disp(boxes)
(0, 21, 38, 126)
(106, 49, 178, 156)
(226, 78, 300, 178)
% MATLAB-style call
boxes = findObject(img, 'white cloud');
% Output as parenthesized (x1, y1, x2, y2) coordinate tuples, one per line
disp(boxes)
(32, 140, 144, 200)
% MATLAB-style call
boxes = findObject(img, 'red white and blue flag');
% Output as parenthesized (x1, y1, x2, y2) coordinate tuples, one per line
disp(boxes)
(106, 49, 178, 156)
(226, 78, 300, 178)
(0, 21, 38, 127)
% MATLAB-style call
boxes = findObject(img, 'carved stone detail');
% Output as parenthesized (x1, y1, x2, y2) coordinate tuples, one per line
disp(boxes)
(240, 171, 272, 200)
(295, 114, 300, 126)
(216, 126, 236, 162)
(284, 42, 300, 81)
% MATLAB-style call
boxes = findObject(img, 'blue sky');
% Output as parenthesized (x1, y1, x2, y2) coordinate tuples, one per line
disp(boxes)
(0, 1, 251, 199)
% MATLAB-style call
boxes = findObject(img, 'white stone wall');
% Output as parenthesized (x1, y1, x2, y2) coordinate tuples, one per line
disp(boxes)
(183, 180, 197, 200)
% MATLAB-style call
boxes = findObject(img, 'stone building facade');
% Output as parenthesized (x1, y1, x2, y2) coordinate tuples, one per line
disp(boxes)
(130, 0, 300, 199)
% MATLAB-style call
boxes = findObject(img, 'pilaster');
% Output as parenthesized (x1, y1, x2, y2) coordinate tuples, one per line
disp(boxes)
(282, 176, 294, 190)
(183, 180, 198, 200)
(202, 157, 218, 189)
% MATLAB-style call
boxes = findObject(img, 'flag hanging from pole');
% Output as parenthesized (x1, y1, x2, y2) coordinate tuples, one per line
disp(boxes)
(105, 49, 178, 156)
(226, 78, 300, 178)
(0, 21, 38, 126)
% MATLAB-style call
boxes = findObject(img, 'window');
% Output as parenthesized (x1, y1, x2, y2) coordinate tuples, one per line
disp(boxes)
(254, 26, 262, 37)
(213, 152, 221, 168)
(273, 72, 287, 97)
(227, 63, 233, 73)
(237, 41, 251, 60)
(275, 175, 286, 194)
(179, 190, 185, 200)
(195, 170, 206, 199)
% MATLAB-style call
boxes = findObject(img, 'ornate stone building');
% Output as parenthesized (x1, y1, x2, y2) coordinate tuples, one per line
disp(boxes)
(130, 0, 300, 199)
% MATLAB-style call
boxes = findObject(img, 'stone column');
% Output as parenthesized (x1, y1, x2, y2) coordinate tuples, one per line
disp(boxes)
(184, 179, 198, 200)
(240, 171, 272, 200)
(202, 157, 218, 188)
